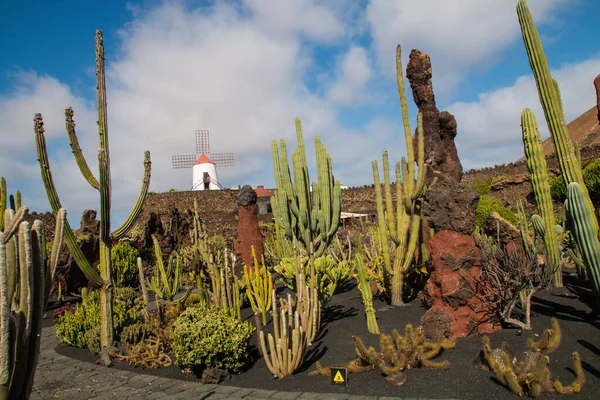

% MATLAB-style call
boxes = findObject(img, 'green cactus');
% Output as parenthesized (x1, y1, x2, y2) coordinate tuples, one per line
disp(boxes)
(270, 118, 341, 258)
(372, 45, 426, 306)
(256, 288, 309, 378)
(34, 30, 152, 365)
(146, 236, 190, 304)
(517, 0, 596, 230)
(0, 209, 65, 400)
(565, 182, 600, 303)
(521, 108, 562, 286)
(354, 238, 379, 334)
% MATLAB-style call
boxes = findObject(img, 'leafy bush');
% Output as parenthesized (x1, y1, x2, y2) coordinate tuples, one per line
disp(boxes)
(475, 195, 518, 228)
(170, 305, 255, 373)
(470, 177, 495, 196)
(111, 241, 139, 287)
(55, 287, 144, 352)
(550, 158, 600, 207)
(56, 290, 101, 347)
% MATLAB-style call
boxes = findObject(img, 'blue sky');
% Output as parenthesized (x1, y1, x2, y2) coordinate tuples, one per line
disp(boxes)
(0, 0, 599, 226)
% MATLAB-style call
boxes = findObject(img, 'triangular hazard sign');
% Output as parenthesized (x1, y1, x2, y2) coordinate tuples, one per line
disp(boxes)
(333, 371, 345, 383)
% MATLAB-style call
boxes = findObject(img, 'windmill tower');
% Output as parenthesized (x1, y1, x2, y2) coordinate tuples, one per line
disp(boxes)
(172, 129, 234, 190)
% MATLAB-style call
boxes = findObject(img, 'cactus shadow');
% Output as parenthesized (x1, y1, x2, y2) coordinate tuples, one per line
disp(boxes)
(297, 341, 328, 374)
(320, 304, 359, 328)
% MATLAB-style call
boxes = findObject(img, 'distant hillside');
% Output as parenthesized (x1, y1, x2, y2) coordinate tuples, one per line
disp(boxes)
(518, 105, 600, 161)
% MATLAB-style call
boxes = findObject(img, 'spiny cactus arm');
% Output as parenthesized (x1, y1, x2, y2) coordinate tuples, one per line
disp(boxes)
(396, 45, 415, 197)
(292, 150, 311, 248)
(413, 112, 426, 201)
(42, 209, 66, 305)
(22, 223, 45, 398)
(15, 191, 20, 211)
(112, 150, 152, 239)
(0, 177, 5, 232)
(521, 108, 561, 286)
(0, 234, 11, 400)
(565, 182, 600, 301)
(7, 222, 35, 398)
(516, 0, 592, 216)
(372, 161, 392, 274)
(3, 206, 28, 243)
(34, 114, 102, 286)
(381, 151, 397, 244)
(65, 107, 100, 190)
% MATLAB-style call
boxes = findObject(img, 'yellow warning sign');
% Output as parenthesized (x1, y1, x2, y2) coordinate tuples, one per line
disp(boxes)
(330, 367, 347, 386)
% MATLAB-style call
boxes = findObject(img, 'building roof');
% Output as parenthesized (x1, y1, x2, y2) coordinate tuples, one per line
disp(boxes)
(255, 185, 273, 197)
(194, 153, 215, 165)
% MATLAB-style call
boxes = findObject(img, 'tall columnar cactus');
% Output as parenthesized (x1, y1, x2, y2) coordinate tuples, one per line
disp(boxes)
(34, 30, 152, 365)
(271, 118, 342, 258)
(517, 0, 596, 229)
(1, 209, 65, 400)
(372, 45, 426, 306)
(521, 108, 562, 286)
(354, 239, 379, 334)
(565, 182, 600, 303)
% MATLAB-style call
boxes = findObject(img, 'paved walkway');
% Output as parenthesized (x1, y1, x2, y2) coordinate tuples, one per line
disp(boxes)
(32, 326, 457, 400)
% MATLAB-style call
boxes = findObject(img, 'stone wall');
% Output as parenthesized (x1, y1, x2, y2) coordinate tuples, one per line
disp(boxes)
(461, 143, 600, 214)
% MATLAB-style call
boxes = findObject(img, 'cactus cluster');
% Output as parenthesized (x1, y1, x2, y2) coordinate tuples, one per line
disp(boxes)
(271, 118, 341, 258)
(146, 235, 191, 305)
(256, 290, 309, 379)
(482, 318, 585, 397)
(310, 323, 455, 386)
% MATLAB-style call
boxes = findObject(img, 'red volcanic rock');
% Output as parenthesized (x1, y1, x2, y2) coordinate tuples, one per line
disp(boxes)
(234, 185, 264, 271)
(420, 230, 500, 339)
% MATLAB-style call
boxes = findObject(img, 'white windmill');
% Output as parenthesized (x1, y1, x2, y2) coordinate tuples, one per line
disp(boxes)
(172, 129, 235, 190)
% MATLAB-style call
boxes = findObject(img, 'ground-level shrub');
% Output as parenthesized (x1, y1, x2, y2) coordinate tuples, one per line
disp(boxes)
(475, 195, 518, 228)
(170, 304, 255, 373)
(55, 287, 144, 352)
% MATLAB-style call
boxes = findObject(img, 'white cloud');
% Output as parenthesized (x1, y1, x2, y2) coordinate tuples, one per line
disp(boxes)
(449, 56, 600, 171)
(366, 0, 575, 99)
(326, 46, 374, 106)
(0, 0, 382, 226)
(243, 0, 347, 43)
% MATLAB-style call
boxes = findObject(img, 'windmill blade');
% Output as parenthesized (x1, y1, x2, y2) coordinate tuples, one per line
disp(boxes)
(195, 129, 210, 154)
(172, 154, 196, 169)
(211, 153, 234, 167)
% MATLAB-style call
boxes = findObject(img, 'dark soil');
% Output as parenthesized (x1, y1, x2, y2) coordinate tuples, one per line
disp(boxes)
(51, 273, 600, 399)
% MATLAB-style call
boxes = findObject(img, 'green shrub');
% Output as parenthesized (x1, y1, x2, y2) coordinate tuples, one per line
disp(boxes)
(111, 242, 139, 287)
(55, 290, 101, 347)
(55, 287, 143, 352)
(550, 158, 600, 207)
(475, 195, 518, 228)
(170, 305, 255, 373)
(470, 177, 495, 196)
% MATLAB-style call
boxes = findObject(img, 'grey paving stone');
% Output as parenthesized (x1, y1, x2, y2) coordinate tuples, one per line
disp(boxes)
(229, 387, 258, 397)
(271, 392, 302, 400)
(213, 384, 247, 394)
(163, 382, 188, 395)
(251, 388, 278, 398)
(146, 391, 168, 400)
(296, 393, 323, 400)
